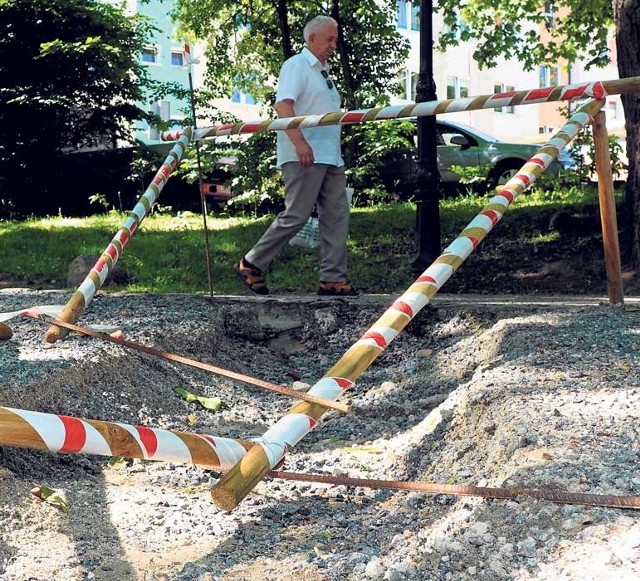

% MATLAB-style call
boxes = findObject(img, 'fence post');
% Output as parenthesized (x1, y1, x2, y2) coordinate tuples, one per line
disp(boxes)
(592, 111, 624, 306)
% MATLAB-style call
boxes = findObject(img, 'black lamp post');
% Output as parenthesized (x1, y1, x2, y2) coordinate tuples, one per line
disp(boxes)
(411, 0, 441, 274)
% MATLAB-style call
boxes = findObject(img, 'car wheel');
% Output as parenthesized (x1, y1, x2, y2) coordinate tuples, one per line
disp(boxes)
(487, 161, 524, 189)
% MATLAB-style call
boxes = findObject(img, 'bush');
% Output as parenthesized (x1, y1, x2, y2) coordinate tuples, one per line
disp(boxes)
(344, 119, 416, 204)
(0, 148, 145, 218)
(228, 132, 284, 216)
(213, 120, 418, 213)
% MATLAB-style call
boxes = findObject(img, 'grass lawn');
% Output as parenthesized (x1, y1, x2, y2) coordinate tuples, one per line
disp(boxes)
(0, 185, 633, 296)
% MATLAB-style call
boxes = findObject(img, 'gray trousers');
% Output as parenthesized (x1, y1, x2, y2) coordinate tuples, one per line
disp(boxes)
(245, 162, 349, 282)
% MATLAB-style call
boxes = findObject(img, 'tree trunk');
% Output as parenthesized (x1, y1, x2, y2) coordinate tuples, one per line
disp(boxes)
(331, 0, 357, 110)
(614, 0, 640, 268)
(330, 0, 358, 175)
(276, 0, 293, 59)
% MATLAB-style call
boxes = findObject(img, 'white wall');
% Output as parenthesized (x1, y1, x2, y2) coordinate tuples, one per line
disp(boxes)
(394, 11, 545, 141)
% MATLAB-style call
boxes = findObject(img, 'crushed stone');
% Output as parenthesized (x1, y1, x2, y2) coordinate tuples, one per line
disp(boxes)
(1, 289, 639, 580)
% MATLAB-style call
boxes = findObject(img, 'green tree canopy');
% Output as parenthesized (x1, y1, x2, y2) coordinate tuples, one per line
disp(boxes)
(438, 0, 613, 71)
(172, 0, 412, 207)
(173, 0, 409, 111)
(0, 0, 160, 215)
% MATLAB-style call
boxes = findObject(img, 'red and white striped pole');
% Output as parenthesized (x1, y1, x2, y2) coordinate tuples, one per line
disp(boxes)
(210, 98, 607, 511)
(159, 78, 640, 142)
(0, 406, 252, 471)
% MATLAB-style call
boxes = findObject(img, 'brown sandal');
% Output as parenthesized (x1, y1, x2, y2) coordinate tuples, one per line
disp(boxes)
(235, 258, 269, 295)
(318, 282, 359, 296)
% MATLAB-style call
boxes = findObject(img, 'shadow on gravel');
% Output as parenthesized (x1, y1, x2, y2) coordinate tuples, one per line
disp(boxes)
(0, 447, 137, 580)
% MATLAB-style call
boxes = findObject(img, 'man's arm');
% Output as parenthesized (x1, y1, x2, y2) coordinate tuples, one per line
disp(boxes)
(275, 99, 314, 167)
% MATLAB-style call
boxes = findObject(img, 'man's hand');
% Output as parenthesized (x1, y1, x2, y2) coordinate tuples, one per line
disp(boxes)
(295, 141, 314, 167)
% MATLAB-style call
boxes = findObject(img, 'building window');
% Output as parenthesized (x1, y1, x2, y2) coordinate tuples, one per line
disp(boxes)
(231, 73, 259, 105)
(397, 69, 407, 100)
(171, 50, 185, 66)
(150, 100, 171, 120)
(396, 69, 419, 101)
(608, 100, 618, 120)
(141, 46, 158, 64)
(410, 3, 420, 31)
(539, 65, 559, 88)
(444, 9, 470, 40)
(493, 83, 516, 114)
(538, 125, 558, 134)
(410, 72, 418, 100)
(397, 1, 419, 31)
(446, 76, 469, 100)
(231, 87, 257, 105)
(544, 1, 556, 30)
(396, 1, 407, 29)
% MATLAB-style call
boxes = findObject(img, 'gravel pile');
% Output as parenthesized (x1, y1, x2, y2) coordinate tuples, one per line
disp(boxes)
(1, 288, 639, 580)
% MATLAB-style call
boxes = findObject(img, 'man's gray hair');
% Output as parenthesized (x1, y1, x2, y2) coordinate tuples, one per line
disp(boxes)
(303, 16, 338, 43)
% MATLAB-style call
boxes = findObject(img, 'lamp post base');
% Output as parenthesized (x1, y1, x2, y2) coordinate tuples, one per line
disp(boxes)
(411, 193, 441, 275)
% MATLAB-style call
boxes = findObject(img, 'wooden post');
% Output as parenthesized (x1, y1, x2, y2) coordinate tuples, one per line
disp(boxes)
(592, 111, 624, 306)
(0, 322, 13, 340)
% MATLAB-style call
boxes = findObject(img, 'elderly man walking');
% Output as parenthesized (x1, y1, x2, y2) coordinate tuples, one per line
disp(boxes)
(235, 15, 357, 296)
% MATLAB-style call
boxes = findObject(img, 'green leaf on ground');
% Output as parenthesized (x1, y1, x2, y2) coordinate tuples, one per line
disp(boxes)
(107, 456, 128, 470)
(174, 387, 224, 412)
(31, 485, 70, 513)
(343, 445, 385, 454)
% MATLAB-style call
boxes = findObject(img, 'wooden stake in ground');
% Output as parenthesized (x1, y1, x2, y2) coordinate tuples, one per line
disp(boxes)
(0, 322, 12, 341)
(592, 110, 624, 305)
(210, 98, 607, 512)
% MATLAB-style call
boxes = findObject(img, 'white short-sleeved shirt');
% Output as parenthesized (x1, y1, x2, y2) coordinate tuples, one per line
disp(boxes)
(275, 47, 343, 168)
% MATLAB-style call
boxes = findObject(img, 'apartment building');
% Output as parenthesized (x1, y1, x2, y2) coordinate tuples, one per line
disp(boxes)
(394, 2, 539, 139)
(570, 32, 625, 139)
(110, 0, 192, 140)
